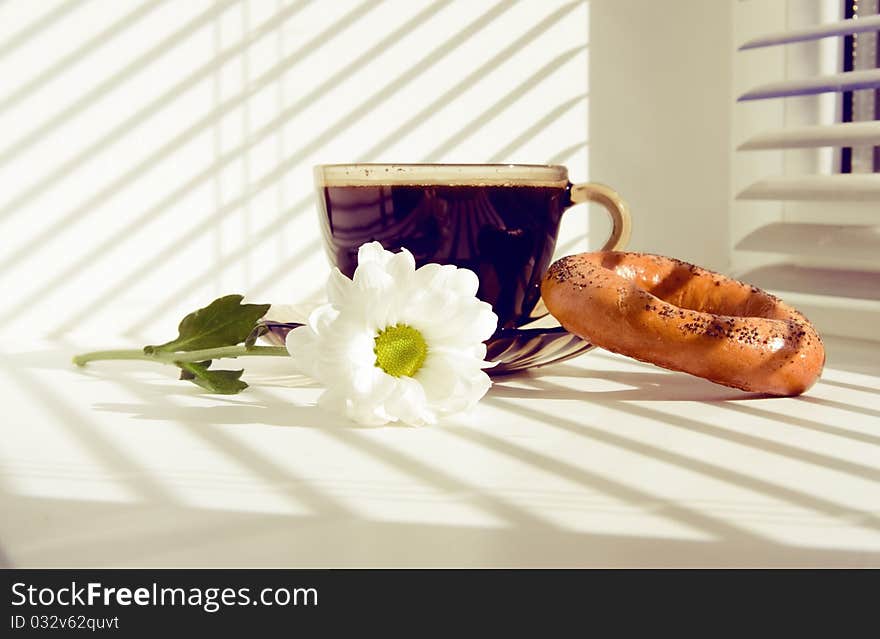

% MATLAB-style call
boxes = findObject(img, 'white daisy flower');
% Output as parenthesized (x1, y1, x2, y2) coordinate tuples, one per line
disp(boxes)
(286, 242, 498, 426)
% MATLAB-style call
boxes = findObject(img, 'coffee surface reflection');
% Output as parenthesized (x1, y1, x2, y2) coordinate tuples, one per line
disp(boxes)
(319, 184, 568, 330)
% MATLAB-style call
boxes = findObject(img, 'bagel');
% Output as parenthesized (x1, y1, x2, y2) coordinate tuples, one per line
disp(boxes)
(541, 252, 825, 396)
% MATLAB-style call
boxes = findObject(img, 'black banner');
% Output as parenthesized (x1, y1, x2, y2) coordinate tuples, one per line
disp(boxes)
(0, 568, 874, 634)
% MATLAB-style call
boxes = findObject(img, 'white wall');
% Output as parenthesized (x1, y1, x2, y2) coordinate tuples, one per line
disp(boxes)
(590, 0, 733, 272)
(0, 0, 590, 341)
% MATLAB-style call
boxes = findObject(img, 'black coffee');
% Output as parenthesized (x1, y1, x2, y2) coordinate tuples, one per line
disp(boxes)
(318, 184, 570, 329)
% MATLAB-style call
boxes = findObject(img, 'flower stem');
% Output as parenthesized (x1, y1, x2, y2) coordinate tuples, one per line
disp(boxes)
(72, 345, 289, 367)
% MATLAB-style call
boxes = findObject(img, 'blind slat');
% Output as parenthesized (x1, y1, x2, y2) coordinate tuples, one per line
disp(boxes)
(738, 68, 880, 101)
(737, 174, 880, 201)
(738, 121, 880, 150)
(739, 14, 880, 50)
(736, 222, 880, 263)
(737, 264, 880, 301)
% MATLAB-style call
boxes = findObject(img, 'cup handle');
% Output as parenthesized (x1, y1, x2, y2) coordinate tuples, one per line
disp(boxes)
(531, 181, 632, 318)
(568, 181, 632, 251)
(494, 182, 632, 372)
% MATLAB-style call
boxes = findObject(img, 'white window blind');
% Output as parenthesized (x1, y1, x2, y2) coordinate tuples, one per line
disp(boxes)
(733, 0, 880, 343)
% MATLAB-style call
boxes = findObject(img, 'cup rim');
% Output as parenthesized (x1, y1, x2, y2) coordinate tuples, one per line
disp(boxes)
(313, 163, 569, 187)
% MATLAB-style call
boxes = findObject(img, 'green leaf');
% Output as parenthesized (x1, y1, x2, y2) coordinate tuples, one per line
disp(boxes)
(177, 361, 248, 394)
(145, 295, 270, 354)
(179, 360, 211, 380)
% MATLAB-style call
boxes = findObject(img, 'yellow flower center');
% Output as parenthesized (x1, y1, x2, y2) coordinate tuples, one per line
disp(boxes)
(374, 324, 428, 378)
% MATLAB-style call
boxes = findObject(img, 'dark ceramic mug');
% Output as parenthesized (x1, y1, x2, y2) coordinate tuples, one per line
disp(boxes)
(266, 164, 631, 373)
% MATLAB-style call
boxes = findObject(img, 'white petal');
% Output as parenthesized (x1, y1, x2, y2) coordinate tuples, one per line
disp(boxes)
(416, 353, 460, 401)
(458, 371, 492, 411)
(352, 261, 393, 293)
(349, 403, 395, 426)
(446, 267, 480, 297)
(307, 303, 339, 334)
(285, 325, 319, 378)
(417, 351, 491, 414)
(326, 267, 354, 307)
(357, 241, 393, 267)
(469, 303, 499, 342)
(351, 365, 379, 396)
(415, 262, 479, 298)
(385, 248, 417, 287)
(319, 384, 393, 426)
(349, 358, 399, 402)
(344, 330, 378, 370)
(384, 376, 434, 426)
(417, 301, 497, 347)
(285, 324, 313, 357)
(413, 262, 456, 291)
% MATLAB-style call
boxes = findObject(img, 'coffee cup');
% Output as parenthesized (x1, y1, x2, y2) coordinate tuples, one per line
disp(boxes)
(310, 163, 631, 373)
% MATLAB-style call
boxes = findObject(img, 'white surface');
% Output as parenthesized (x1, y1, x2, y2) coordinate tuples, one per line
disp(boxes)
(1, 333, 878, 567)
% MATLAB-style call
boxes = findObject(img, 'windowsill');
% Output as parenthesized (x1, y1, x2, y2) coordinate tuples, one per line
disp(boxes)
(1, 333, 878, 567)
